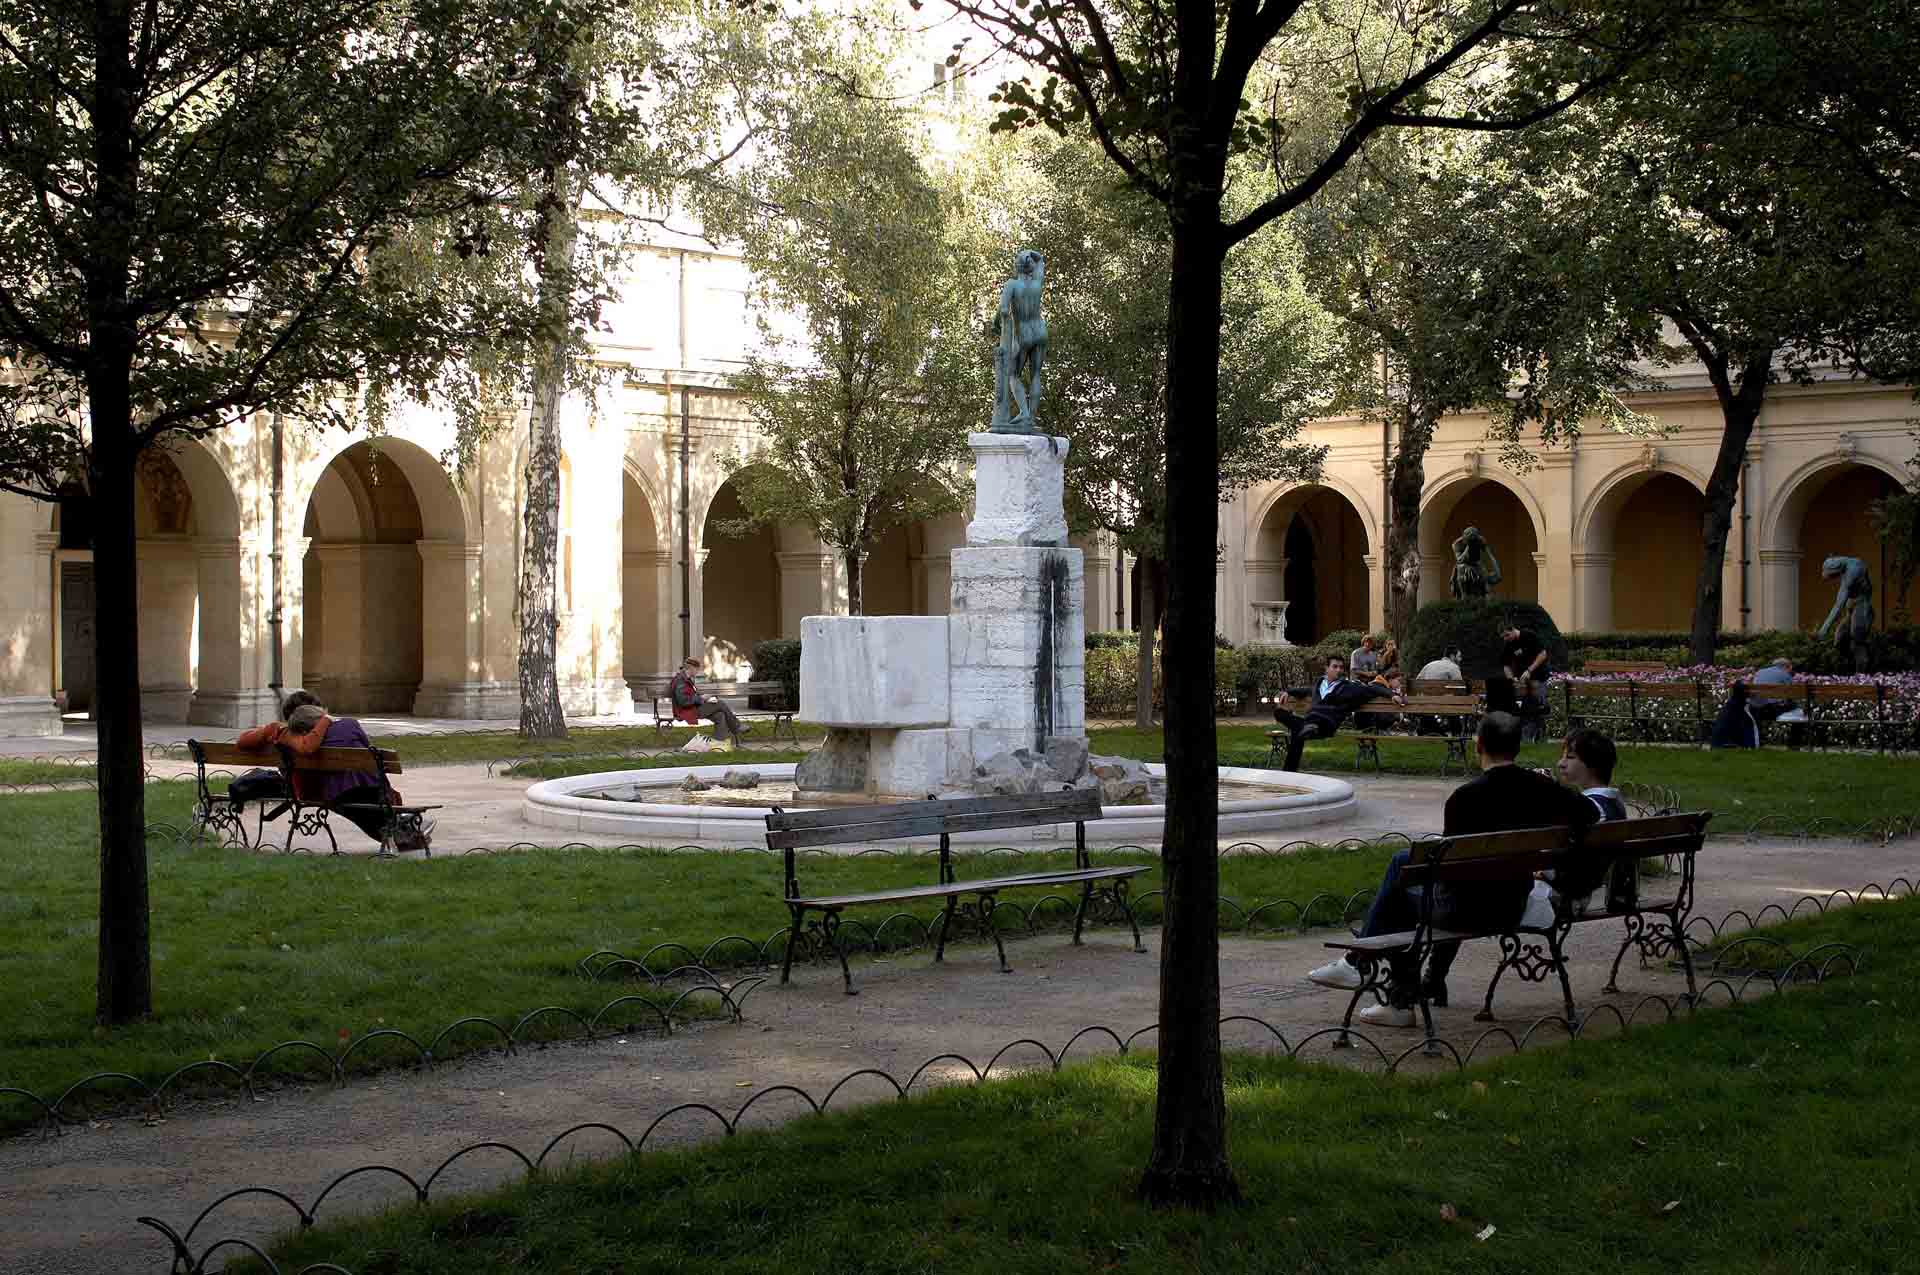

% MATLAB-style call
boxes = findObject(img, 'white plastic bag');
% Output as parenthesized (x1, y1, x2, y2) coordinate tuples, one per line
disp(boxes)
(681, 733, 715, 753)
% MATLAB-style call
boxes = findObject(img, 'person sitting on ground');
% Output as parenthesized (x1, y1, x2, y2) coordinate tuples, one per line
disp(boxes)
(1349, 635, 1380, 675)
(1304, 711, 1599, 1027)
(1414, 648, 1464, 684)
(282, 704, 432, 852)
(1271, 655, 1405, 771)
(1541, 727, 1628, 914)
(230, 690, 321, 809)
(669, 656, 749, 751)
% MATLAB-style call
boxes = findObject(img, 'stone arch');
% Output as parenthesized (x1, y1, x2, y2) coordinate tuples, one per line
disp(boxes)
(1248, 481, 1372, 643)
(297, 437, 472, 714)
(1418, 471, 1545, 607)
(622, 464, 668, 677)
(1573, 458, 1711, 554)
(1571, 461, 1710, 631)
(1764, 455, 1911, 630)
(700, 466, 790, 678)
(122, 439, 246, 721)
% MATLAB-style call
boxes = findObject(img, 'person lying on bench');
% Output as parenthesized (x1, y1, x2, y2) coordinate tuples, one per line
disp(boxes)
(1304, 712, 1598, 1027)
(1271, 655, 1405, 771)
(282, 705, 432, 852)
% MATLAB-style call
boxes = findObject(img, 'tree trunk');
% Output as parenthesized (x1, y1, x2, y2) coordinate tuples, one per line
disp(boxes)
(1133, 555, 1162, 729)
(1686, 347, 1773, 667)
(1138, 111, 1239, 1206)
(1384, 416, 1430, 641)
(844, 547, 864, 616)
(89, 0, 151, 1024)
(516, 166, 577, 741)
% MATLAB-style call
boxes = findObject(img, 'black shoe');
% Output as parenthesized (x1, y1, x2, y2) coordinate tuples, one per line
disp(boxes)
(738, 723, 756, 738)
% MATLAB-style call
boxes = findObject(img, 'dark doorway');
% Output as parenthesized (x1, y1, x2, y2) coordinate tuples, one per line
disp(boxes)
(60, 562, 96, 715)
(1284, 516, 1316, 644)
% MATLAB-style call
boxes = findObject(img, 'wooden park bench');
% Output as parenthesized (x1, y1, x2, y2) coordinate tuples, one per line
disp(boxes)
(639, 676, 797, 744)
(1746, 681, 1894, 751)
(186, 739, 439, 857)
(1324, 811, 1710, 1039)
(1560, 679, 1713, 743)
(763, 787, 1150, 995)
(1267, 685, 1482, 774)
(1582, 659, 1671, 677)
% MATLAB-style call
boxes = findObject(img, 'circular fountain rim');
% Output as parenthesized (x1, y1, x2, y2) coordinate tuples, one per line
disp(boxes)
(523, 763, 1357, 844)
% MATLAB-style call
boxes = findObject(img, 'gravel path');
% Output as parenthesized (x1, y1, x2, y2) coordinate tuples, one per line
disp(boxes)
(3, 825, 1909, 1275)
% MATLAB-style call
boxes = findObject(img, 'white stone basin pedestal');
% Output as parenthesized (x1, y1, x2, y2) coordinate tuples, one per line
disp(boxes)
(798, 433, 1085, 799)
(1250, 599, 1292, 646)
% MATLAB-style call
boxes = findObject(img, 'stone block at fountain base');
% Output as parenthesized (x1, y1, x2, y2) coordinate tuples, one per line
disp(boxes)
(867, 727, 973, 797)
(799, 615, 949, 727)
(948, 545, 1085, 740)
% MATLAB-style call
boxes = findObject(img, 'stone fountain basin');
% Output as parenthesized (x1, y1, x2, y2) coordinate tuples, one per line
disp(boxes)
(522, 763, 1356, 845)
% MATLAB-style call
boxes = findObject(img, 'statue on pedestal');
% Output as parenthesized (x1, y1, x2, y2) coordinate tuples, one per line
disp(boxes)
(1450, 526, 1502, 601)
(1817, 555, 1873, 672)
(990, 248, 1047, 435)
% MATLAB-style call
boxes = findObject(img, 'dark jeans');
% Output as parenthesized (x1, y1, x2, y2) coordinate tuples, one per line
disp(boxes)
(1354, 848, 1512, 1004)
(698, 699, 743, 742)
(1272, 709, 1337, 770)
(328, 782, 393, 841)
(227, 768, 288, 806)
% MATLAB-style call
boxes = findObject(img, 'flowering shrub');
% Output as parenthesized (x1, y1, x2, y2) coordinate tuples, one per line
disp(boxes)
(1546, 665, 1920, 746)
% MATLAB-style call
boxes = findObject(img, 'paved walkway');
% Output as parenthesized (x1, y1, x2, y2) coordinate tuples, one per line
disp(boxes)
(1, 826, 1909, 1275)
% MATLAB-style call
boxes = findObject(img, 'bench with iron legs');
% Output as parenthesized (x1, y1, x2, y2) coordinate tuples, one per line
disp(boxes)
(637, 676, 797, 743)
(1267, 686, 1481, 774)
(763, 787, 1149, 995)
(186, 739, 438, 857)
(1324, 812, 1709, 1041)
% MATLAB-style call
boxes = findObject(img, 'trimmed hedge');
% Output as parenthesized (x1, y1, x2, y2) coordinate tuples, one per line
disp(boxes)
(1405, 599, 1568, 682)
(749, 638, 801, 710)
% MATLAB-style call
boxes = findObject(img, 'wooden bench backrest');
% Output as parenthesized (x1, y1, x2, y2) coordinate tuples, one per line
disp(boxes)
(192, 741, 279, 768)
(1584, 660, 1669, 676)
(1579, 810, 1711, 858)
(1397, 696, 1479, 713)
(287, 746, 404, 775)
(1406, 680, 1473, 696)
(765, 787, 1102, 849)
(1630, 682, 1706, 700)
(1562, 680, 1635, 699)
(1409, 825, 1572, 883)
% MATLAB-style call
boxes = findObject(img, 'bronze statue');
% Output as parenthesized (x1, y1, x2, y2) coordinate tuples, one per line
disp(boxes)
(991, 248, 1047, 434)
(1450, 526, 1502, 601)
(1817, 555, 1873, 672)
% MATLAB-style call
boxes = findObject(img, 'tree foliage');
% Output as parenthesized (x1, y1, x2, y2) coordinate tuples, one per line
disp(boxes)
(0, 0, 556, 1022)
(709, 62, 988, 614)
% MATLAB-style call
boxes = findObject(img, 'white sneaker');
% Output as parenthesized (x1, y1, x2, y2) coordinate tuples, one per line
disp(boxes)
(1307, 958, 1363, 991)
(1357, 1002, 1416, 1029)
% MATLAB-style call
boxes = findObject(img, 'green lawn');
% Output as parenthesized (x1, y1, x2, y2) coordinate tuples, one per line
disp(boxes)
(0, 758, 98, 786)
(0, 786, 1389, 1131)
(1094, 723, 1920, 834)
(256, 898, 1912, 1275)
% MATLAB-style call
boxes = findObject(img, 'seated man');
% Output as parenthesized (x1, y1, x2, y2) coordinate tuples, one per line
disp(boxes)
(669, 657, 748, 751)
(1349, 635, 1380, 676)
(1305, 711, 1599, 1026)
(1271, 655, 1404, 771)
(1749, 657, 1805, 744)
(1414, 648, 1463, 683)
(282, 704, 431, 852)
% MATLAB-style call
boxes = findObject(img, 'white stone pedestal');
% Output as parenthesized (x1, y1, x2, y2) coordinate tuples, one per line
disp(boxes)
(966, 433, 1069, 547)
(795, 432, 1087, 799)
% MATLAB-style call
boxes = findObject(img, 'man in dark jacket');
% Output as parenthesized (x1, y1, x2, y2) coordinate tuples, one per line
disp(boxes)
(1306, 711, 1597, 1026)
(1271, 655, 1405, 770)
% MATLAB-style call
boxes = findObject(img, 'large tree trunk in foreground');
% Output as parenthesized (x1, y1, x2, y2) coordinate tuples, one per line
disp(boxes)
(91, 0, 151, 1025)
(1134, 555, 1162, 729)
(1384, 422, 1430, 642)
(1138, 136, 1239, 1206)
(1684, 340, 1773, 668)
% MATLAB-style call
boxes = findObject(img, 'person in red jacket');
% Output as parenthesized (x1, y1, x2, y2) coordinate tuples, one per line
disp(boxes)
(668, 657, 747, 751)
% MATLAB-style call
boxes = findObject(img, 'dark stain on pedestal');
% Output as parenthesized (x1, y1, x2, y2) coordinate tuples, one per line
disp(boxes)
(1034, 551, 1070, 753)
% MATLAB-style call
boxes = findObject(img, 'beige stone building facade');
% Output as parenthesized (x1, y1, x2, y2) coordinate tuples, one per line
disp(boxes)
(2, 229, 1911, 737)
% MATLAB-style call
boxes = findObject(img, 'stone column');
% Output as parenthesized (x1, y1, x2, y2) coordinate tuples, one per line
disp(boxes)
(622, 547, 671, 679)
(1362, 554, 1384, 633)
(0, 518, 61, 736)
(414, 541, 514, 717)
(1759, 548, 1802, 632)
(137, 535, 197, 721)
(189, 538, 278, 726)
(309, 543, 365, 712)
(1416, 553, 1446, 608)
(776, 550, 835, 638)
(1535, 450, 1576, 625)
(1572, 552, 1615, 633)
